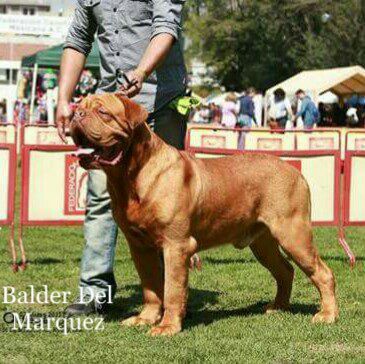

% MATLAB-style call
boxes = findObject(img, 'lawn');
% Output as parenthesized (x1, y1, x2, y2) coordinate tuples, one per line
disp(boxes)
(0, 226, 364, 363)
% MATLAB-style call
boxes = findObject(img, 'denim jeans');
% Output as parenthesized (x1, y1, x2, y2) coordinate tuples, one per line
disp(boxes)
(237, 114, 254, 150)
(79, 106, 187, 300)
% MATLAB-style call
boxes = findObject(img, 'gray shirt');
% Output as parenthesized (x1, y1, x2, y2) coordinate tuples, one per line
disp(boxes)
(64, 0, 187, 113)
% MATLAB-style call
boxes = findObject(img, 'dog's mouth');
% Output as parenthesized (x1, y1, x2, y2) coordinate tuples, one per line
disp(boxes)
(71, 120, 125, 168)
(73, 144, 124, 167)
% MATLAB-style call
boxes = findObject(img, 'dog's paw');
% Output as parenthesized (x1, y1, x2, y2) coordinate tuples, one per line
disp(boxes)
(121, 315, 159, 327)
(148, 324, 181, 337)
(265, 302, 290, 314)
(312, 311, 338, 324)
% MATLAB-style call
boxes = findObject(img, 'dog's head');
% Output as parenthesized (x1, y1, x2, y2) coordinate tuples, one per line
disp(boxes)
(70, 93, 148, 169)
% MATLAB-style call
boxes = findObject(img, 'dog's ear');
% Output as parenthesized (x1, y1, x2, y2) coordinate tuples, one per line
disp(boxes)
(114, 93, 148, 128)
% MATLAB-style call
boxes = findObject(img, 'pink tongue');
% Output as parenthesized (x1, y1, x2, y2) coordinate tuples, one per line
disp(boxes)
(72, 148, 95, 157)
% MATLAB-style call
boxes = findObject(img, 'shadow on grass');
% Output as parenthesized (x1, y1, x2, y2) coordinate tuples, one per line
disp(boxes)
(322, 255, 365, 262)
(105, 285, 317, 328)
(21, 257, 128, 265)
(30, 257, 63, 265)
(104, 284, 221, 322)
(71, 258, 127, 264)
(184, 301, 318, 329)
(204, 257, 257, 265)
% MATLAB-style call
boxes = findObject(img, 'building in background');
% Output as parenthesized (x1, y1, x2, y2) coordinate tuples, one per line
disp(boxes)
(0, 0, 51, 15)
(0, 0, 73, 122)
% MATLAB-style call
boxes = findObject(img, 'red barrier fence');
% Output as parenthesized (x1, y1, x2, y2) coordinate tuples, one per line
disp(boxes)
(204, 149, 341, 227)
(20, 123, 73, 146)
(1, 124, 363, 270)
(0, 143, 16, 226)
(16, 125, 89, 270)
(0, 124, 18, 271)
(186, 126, 355, 266)
(20, 145, 87, 226)
(186, 126, 342, 152)
(344, 130, 365, 226)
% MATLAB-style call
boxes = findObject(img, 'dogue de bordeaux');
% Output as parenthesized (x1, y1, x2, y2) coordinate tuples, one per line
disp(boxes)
(70, 93, 338, 336)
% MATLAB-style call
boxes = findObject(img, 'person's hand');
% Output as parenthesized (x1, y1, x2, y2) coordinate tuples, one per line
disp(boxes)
(56, 99, 73, 144)
(119, 68, 146, 98)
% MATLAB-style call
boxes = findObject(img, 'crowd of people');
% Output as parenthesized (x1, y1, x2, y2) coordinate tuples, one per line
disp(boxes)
(190, 88, 365, 129)
(190, 103, 222, 124)
(190, 88, 259, 127)
(2, 79, 365, 129)
(318, 101, 365, 128)
(0, 69, 99, 125)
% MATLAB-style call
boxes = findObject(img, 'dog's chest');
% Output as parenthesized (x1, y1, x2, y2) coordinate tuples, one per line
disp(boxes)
(113, 199, 163, 247)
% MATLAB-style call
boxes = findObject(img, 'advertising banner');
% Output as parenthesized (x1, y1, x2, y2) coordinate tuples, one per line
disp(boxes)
(0, 145, 16, 225)
(21, 146, 88, 225)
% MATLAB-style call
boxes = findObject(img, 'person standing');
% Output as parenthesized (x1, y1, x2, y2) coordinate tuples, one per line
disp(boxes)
(268, 88, 293, 129)
(234, 88, 254, 149)
(346, 105, 360, 127)
(212, 103, 222, 124)
(237, 88, 257, 149)
(293, 90, 319, 130)
(238, 87, 256, 128)
(56, 0, 189, 315)
(221, 93, 237, 128)
(0, 99, 7, 123)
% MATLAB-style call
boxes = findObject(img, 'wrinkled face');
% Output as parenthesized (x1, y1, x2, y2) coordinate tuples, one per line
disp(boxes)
(70, 93, 148, 169)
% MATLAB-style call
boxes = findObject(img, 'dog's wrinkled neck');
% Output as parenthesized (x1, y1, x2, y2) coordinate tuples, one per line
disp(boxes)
(125, 122, 159, 172)
(103, 122, 161, 184)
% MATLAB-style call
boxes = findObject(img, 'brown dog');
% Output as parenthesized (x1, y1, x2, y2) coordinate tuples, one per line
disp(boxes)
(70, 93, 338, 336)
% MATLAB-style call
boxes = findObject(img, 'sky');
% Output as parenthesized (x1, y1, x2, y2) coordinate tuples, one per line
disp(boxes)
(49, 0, 75, 13)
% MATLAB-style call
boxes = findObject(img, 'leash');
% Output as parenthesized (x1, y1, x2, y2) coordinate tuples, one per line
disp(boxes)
(116, 69, 137, 89)
(338, 227, 356, 269)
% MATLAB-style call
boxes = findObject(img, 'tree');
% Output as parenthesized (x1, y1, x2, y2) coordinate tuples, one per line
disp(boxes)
(184, 0, 365, 91)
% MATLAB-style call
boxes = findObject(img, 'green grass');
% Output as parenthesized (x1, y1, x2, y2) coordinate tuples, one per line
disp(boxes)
(0, 226, 364, 363)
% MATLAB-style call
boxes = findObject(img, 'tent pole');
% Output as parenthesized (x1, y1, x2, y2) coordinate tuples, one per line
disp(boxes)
(263, 94, 268, 126)
(29, 63, 38, 123)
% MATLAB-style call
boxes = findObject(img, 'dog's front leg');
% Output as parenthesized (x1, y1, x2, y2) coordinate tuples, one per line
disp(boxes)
(149, 242, 190, 336)
(121, 242, 164, 327)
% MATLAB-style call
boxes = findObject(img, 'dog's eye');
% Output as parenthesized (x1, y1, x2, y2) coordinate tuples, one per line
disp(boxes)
(98, 107, 112, 121)
(99, 107, 109, 115)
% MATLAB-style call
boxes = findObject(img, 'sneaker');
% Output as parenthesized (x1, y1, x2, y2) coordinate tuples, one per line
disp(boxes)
(65, 297, 110, 316)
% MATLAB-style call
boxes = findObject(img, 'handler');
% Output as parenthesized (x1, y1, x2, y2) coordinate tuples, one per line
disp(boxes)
(56, 0, 188, 315)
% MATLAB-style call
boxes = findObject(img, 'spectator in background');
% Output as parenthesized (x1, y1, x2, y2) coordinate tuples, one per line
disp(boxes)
(268, 88, 293, 129)
(318, 103, 334, 127)
(191, 105, 204, 123)
(359, 104, 365, 127)
(293, 90, 319, 129)
(221, 93, 237, 128)
(238, 87, 256, 128)
(212, 103, 222, 124)
(201, 105, 210, 124)
(346, 106, 360, 127)
(208, 103, 214, 123)
(0, 99, 7, 124)
(237, 88, 256, 149)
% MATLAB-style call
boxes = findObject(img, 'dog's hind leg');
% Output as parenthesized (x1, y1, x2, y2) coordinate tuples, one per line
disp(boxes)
(121, 241, 164, 327)
(250, 228, 294, 313)
(269, 217, 338, 323)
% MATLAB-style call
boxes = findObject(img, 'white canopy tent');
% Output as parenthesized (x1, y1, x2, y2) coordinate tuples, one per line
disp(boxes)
(318, 91, 339, 104)
(264, 65, 365, 123)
